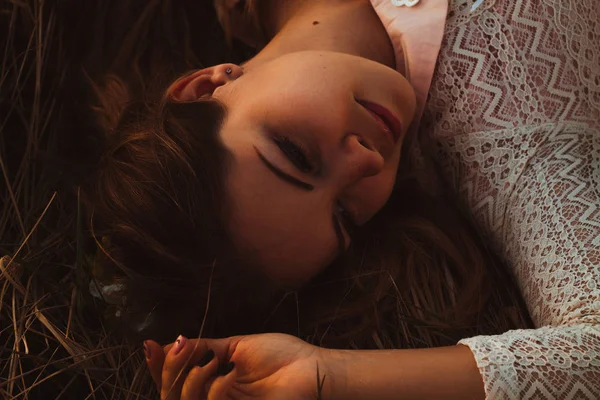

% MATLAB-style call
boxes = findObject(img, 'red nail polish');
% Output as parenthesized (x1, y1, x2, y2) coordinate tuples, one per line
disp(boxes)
(172, 335, 186, 355)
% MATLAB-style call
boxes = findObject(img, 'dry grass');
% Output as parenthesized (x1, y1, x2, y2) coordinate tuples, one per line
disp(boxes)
(0, 9, 154, 386)
(0, 0, 249, 398)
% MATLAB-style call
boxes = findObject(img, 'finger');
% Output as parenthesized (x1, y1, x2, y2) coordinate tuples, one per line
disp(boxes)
(144, 340, 166, 393)
(162, 335, 243, 367)
(203, 377, 217, 398)
(207, 363, 238, 400)
(162, 335, 200, 400)
(180, 351, 220, 400)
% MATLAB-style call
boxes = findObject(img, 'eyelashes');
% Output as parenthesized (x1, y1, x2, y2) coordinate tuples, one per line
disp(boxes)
(272, 136, 316, 174)
(273, 135, 358, 241)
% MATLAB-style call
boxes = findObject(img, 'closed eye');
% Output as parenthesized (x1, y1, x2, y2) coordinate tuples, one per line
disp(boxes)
(254, 146, 348, 255)
(260, 139, 357, 254)
(273, 136, 315, 174)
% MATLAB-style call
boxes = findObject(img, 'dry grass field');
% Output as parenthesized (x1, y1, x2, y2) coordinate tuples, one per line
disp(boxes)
(0, 1, 254, 397)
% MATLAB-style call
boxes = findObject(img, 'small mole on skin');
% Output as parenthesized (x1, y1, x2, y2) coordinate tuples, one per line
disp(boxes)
(313, 21, 319, 25)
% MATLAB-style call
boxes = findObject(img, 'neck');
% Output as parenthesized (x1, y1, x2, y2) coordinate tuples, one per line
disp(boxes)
(243, 0, 397, 72)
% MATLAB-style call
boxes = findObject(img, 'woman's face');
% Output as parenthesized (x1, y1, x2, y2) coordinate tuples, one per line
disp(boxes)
(178, 51, 416, 288)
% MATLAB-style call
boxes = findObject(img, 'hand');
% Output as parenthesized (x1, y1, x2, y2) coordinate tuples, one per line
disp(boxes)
(144, 332, 333, 400)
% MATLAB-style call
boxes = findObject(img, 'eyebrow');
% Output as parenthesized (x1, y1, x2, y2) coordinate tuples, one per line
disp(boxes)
(254, 147, 314, 191)
(253, 146, 347, 254)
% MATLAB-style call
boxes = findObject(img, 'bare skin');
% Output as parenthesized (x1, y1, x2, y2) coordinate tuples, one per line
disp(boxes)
(167, 0, 416, 287)
(144, 333, 484, 400)
(146, 1, 485, 399)
(145, 333, 329, 400)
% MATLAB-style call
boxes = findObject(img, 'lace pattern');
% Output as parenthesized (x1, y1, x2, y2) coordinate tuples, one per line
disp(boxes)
(424, 0, 600, 398)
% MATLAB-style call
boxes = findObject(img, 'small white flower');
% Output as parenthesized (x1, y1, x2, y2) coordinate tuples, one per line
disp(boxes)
(88, 279, 126, 305)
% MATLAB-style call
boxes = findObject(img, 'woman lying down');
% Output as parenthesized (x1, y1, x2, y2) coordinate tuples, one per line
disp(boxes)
(82, 0, 600, 398)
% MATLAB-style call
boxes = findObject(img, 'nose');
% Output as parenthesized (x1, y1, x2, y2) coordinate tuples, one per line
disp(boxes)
(337, 134, 385, 183)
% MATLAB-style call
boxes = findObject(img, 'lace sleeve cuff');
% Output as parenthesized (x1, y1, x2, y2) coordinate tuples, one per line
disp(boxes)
(458, 325, 600, 399)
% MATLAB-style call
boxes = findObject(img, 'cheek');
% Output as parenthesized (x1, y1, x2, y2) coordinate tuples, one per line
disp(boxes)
(228, 207, 337, 288)
(263, 235, 337, 288)
(354, 170, 397, 217)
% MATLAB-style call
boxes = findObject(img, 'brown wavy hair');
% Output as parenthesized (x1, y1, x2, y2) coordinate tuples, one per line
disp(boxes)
(79, 71, 532, 349)
(80, 75, 284, 344)
(77, 0, 533, 349)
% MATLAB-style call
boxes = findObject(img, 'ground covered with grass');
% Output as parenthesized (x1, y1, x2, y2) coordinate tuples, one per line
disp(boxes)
(0, 1, 254, 397)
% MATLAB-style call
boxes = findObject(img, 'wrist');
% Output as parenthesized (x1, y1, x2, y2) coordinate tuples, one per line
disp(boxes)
(315, 345, 485, 400)
(314, 347, 350, 400)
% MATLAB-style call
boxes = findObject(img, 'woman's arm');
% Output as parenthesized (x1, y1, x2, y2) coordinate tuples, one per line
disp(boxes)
(322, 344, 485, 400)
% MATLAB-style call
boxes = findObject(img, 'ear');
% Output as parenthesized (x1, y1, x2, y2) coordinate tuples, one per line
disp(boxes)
(166, 68, 216, 102)
(166, 64, 241, 102)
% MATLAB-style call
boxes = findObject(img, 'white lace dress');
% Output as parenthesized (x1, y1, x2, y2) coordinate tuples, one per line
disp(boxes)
(424, 0, 600, 398)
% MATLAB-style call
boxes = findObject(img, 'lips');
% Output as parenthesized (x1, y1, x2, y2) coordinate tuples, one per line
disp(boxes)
(355, 99, 402, 143)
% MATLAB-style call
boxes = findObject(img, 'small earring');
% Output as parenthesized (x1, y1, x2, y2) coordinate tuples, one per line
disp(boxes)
(226, 67, 232, 75)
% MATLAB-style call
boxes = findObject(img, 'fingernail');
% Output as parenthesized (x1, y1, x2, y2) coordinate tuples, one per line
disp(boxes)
(143, 341, 151, 360)
(197, 349, 215, 367)
(216, 361, 235, 376)
(172, 335, 186, 355)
